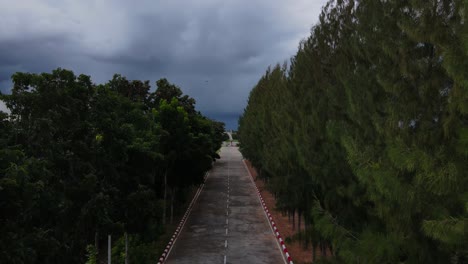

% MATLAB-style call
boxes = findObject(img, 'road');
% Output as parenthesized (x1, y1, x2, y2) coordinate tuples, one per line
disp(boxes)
(165, 147, 285, 264)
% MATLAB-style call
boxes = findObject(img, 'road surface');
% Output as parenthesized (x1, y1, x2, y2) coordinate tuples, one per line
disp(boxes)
(165, 147, 285, 264)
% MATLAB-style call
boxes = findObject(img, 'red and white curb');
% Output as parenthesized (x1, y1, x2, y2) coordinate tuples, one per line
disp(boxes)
(243, 160, 294, 264)
(157, 173, 209, 264)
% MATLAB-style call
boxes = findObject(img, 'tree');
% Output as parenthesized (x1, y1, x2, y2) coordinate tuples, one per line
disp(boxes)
(0, 69, 225, 263)
(239, 0, 467, 262)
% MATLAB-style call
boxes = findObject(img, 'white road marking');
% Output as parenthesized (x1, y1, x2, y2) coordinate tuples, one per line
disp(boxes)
(225, 240, 228, 248)
(226, 228, 228, 235)
(224, 255, 227, 264)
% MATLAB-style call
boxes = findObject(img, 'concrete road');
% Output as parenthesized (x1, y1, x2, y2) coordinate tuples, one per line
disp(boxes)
(165, 147, 285, 264)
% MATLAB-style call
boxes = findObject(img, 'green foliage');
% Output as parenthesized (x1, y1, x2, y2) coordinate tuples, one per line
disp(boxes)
(85, 245, 98, 264)
(239, 0, 467, 263)
(111, 234, 160, 264)
(0, 69, 225, 263)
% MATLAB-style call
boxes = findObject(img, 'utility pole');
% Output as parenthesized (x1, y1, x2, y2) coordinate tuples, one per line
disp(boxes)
(108, 235, 111, 264)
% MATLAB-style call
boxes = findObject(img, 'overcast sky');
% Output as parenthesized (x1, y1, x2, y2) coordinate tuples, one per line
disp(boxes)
(0, 0, 327, 129)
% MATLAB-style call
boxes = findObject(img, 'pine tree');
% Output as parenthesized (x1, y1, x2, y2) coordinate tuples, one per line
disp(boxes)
(238, 0, 467, 263)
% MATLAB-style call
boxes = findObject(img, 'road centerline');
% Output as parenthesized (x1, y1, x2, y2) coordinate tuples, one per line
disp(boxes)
(164, 147, 284, 263)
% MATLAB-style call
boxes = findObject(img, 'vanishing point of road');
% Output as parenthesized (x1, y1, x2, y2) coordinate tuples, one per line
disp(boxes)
(165, 146, 285, 264)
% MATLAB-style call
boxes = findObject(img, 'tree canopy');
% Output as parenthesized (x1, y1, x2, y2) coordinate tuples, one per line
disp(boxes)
(0, 69, 225, 263)
(238, 0, 467, 263)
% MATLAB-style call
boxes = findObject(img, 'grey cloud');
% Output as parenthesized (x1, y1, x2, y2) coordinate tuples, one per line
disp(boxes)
(0, 0, 327, 129)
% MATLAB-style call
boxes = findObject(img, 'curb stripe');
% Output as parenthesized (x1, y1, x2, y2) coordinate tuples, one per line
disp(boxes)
(156, 172, 210, 264)
(243, 160, 294, 264)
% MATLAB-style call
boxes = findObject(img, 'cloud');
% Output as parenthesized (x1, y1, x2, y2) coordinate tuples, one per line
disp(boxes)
(0, 0, 327, 129)
(0, 97, 8, 113)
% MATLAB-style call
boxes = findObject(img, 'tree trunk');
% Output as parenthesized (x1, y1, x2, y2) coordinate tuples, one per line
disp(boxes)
(292, 209, 296, 231)
(68, 159, 75, 179)
(95, 230, 99, 258)
(304, 222, 309, 248)
(298, 211, 302, 231)
(125, 232, 129, 264)
(312, 243, 316, 262)
(321, 242, 327, 257)
(170, 188, 176, 224)
(163, 170, 167, 225)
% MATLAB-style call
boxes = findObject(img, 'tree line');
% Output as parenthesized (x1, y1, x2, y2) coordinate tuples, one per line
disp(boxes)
(0, 69, 226, 263)
(238, 0, 467, 263)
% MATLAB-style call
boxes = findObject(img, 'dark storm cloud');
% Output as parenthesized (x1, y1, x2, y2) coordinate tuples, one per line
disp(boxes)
(0, 0, 327, 128)
(0, 36, 71, 68)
